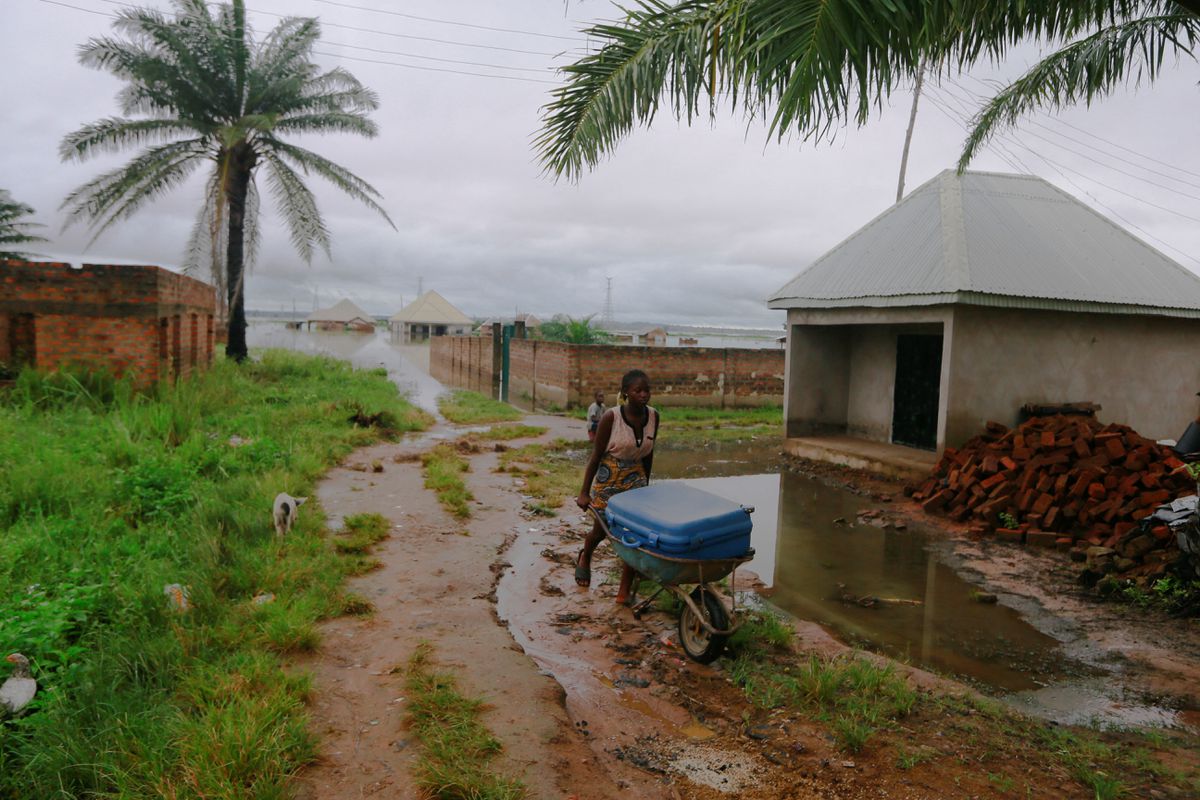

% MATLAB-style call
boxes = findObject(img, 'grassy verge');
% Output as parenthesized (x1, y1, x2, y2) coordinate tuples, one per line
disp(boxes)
(0, 351, 426, 797)
(663, 405, 782, 446)
(422, 444, 474, 519)
(439, 390, 522, 424)
(722, 612, 1198, 795)
(495, 439, 586, 516)
(405, 642, 526, 800)
(730, 651, 917, 752)
(475, 424, 547, 441)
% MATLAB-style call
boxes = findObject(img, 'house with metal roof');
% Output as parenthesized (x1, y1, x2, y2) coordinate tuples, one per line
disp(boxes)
(389, 291, 473, 343)
(306, 298, 375, 332)
(768, 169, 1200, 466)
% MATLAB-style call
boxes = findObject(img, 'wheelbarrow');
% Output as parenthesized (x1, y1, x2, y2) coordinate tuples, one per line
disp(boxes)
(592, 508, 754, 663)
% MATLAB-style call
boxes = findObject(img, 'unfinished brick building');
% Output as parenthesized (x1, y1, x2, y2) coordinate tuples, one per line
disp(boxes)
(0, 260, 217, 383)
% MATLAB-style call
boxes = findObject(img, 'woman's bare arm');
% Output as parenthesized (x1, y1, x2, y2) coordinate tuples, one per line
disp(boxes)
(577, 410, 614, 508)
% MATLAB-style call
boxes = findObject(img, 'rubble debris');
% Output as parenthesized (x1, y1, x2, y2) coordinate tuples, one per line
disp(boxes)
(911, 414, 1195, 586)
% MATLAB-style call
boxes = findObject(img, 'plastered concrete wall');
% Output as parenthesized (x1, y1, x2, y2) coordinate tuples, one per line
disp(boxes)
(783, 324, 850, 437)
(784, 307, 954, 445)
(845, 327, 895, 441)
(944, 305, 1200, 444)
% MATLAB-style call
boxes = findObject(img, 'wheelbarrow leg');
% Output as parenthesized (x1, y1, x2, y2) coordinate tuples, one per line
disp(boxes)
(630, 585, 664, 620)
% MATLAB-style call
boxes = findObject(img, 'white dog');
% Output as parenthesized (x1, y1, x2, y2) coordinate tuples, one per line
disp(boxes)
(272, 493, 307, 536)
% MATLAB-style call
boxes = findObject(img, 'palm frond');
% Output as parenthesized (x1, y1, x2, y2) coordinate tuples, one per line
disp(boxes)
(59, 117, 198, 161)
(536, 0, 719, 180)
(0, 190, 48, 260)
(536, 0, 1167, 178)
(958, 11, 1200, 169)
(265, 140, 394, 228)
(261, 150, 331, 262)
(60, 139, 208, 240)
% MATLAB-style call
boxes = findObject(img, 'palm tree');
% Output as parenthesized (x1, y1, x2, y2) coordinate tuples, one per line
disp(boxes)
(538, 315, 614, 344)
(536, 1, 1200, 180)
(60, 0, 393, 361)
(0, 190, 47, 260)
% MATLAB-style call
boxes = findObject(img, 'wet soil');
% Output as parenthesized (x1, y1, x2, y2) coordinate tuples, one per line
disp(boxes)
(784, 457, 1200, 728)
(293, 416, 650, 799)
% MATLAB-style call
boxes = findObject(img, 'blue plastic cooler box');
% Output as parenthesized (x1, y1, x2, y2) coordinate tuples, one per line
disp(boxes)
(605, 483, 753, 559)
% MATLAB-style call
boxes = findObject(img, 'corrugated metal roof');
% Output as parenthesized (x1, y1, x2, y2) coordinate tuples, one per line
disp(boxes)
(389, 290, 473, 325)
(307, 298, 373, 323)
(767, 170, 1200, 317)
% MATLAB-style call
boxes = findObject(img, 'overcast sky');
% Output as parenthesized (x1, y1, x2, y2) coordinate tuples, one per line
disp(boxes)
(4, 0, 1200, 328)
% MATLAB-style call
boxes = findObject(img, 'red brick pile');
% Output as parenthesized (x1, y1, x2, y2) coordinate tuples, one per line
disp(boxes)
(911, 415, 1193, 574)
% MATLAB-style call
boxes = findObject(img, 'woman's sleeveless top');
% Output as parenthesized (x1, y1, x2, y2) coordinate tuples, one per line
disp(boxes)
(605, 405, 657, 461)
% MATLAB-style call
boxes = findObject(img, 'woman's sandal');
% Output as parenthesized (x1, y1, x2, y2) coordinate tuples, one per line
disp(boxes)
(574, 550, 591, 587)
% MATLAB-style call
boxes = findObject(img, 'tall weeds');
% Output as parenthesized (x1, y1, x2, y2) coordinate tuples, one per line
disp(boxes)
(0, 350, 426, 798)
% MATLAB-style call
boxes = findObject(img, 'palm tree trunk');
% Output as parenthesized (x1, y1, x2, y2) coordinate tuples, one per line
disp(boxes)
(224, 147, 256, 362)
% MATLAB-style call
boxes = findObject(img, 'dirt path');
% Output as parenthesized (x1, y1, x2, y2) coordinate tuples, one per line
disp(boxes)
(292, 415, 1199, 799)
(293, 417, 650, 799)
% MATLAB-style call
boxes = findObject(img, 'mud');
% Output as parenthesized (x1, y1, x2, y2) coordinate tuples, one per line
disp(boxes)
(294, 417, 638, 799)
(286, 372, 1198, 797)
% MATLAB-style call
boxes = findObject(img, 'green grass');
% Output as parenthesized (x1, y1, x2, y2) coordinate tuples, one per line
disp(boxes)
(333, 512, 392, 554)
(439, 391, 523, 425)
(0, 350, 427, 797)
(405, 642, 526, 800)
(422, 444, 474, 519)
(475, 424, 547, 441)
(494, 439, 586, 514)
(728, 651, 918, 753)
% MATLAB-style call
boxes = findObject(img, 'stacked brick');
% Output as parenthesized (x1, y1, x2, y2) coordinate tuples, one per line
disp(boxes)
(911, 415, 1192, 576)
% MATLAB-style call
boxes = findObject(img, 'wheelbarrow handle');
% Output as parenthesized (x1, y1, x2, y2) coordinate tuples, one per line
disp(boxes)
(589, 507, 612, 537)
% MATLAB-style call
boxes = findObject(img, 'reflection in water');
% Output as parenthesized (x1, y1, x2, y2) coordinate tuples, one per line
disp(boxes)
(246, 323, 444, 415)
(672, 471, 1190, 728)
(675, 472, 1070, 693)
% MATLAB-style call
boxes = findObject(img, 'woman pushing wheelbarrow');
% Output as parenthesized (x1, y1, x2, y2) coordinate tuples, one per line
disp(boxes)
(575, 369, 658, 605)
(575, 369, 756, 663)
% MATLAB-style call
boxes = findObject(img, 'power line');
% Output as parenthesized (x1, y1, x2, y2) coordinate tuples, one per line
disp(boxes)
(924, 86, 1200, 266)
(312, 49, 558, 84)
(1017, 127, 1200, 203)
(246, 5, 572, 58)
(952, 71, 1200, 182)
(83, 0, 574, 58)
(38, 0, 113, 17)
(36, 0, 563, 85)
(311, 0, 584, 43)
(321, 40, 554, 73)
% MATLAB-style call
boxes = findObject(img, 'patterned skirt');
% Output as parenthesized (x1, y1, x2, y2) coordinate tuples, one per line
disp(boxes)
(590, 453, 648, 512)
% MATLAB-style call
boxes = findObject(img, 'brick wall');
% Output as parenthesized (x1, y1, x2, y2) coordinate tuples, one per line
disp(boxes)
(431, 335, 784, 410)
(0, 259, 217, 383)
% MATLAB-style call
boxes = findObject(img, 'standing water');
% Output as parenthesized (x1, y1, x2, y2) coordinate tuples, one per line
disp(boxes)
(246, 323, 443, 415)
(658, 468, 1188, 728)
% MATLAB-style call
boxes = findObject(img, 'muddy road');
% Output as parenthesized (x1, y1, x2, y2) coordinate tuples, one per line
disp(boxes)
(292, 415, 1200, 799)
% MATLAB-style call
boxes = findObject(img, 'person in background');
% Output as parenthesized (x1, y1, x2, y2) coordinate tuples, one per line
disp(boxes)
(575, 370, 658, 605)
(586, 390, 606, 442)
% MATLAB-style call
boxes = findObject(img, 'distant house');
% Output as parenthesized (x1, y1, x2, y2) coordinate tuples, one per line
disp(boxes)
(769, 169, 1200, 459)
(306, 299, 374, 332)
(637, 326, 668, 346)
(389, 291, 472, 343)
(478, 313, 542, 339)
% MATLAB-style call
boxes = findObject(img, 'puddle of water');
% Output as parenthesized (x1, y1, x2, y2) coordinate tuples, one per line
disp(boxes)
(666, 471, 1190, 730)
(246, 322, 445, 415)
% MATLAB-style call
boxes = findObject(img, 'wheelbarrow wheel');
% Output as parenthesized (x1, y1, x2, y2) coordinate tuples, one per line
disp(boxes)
(678, 587, 729, 664)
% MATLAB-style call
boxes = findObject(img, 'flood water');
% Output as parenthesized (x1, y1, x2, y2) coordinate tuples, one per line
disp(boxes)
(246, 323, 443, 415)
(654, 467, 1188, 728)
(254, 326, 1187, 728)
